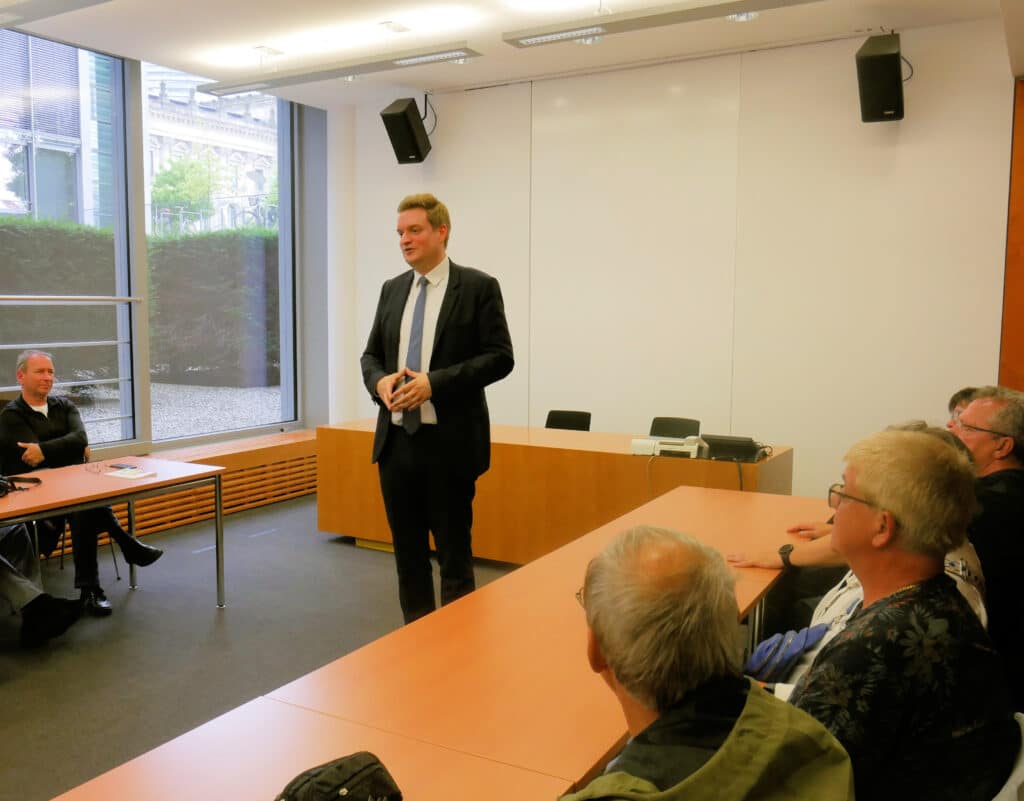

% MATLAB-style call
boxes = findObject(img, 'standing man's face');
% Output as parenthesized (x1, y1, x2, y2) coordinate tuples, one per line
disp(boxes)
(18, 355, 54, 405)
(397, 207, 447, 275)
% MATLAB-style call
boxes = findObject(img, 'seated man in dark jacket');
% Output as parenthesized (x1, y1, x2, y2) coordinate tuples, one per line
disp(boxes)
(790, 429, 1020, 800)
(561, 526, 853, 801)
(950, 387, 1024, 711)
(0, 350, 162, 616)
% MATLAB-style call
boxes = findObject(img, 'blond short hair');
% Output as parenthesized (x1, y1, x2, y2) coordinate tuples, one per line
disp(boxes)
(583, 526, 741, 712)
(397, 193, 451, 247)
(845, 430, 976, 557)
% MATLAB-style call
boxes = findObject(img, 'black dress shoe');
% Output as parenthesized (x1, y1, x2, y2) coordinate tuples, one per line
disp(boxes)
(80, 586, 113, 617)
(118, 535, 163, 567)
(21, 593, 82, 647)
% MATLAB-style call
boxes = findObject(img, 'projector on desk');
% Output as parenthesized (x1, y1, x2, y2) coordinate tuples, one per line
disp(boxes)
(630, 436, 709, 459)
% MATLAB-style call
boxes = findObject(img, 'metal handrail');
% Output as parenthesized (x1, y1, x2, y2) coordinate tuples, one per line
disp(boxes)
(0, 295, 141, 304)
(0, 339, 129, 350)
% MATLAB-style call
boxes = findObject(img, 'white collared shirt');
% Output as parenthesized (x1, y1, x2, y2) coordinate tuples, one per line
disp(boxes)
(392, 257, 448, 426)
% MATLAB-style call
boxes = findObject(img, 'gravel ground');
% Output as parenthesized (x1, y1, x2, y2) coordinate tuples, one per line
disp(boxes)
(78, 382, 284, 443)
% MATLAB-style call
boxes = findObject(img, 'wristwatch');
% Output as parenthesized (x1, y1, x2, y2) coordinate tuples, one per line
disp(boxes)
(778, 543, 795, 569)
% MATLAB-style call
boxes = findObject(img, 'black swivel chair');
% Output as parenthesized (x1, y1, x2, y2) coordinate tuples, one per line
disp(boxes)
(545, 410, 592, 431)
(650, 417, 700, 438)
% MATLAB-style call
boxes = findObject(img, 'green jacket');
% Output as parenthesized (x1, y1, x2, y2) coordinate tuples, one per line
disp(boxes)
(560, 678, 854, 801)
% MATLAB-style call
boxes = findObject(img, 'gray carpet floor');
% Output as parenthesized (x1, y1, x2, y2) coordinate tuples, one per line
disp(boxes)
(0, 496, 514, 801)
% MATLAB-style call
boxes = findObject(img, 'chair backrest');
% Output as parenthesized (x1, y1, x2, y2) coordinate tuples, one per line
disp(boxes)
(545, 410, 592, 431)
(649, 417, 700, 438)
(991, 713, 1024, 800)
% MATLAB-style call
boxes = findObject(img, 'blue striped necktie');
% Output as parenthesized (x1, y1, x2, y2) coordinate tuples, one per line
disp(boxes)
(403, 276, 428, 434)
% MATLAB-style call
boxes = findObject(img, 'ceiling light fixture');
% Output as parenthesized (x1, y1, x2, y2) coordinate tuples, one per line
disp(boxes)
(253, 45, 284, 70)
(726, 11, 759, 21)
(518, 25, 606, 46)
(392, 48, 472, 66)
(199, 41, 483, 96)
(0, 0, 114, 29)
(504, 0, 820, 48)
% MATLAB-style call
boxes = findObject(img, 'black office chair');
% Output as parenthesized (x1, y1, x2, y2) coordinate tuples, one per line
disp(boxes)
(545, 410, 592, 431)
(650, 417, 700, 438)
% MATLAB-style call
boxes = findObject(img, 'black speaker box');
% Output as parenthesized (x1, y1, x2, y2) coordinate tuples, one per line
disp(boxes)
(855, 34, 904, 123)
(380, 98, 432, 164)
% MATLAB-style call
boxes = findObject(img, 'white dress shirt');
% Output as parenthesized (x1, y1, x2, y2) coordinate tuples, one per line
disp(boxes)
(392, 257, 448, 426)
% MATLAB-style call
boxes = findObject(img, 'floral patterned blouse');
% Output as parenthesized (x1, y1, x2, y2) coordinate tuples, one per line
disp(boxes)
(790, 573, 1019, 801)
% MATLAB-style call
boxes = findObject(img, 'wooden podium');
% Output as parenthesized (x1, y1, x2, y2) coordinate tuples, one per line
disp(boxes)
(317, 421, 794, 564)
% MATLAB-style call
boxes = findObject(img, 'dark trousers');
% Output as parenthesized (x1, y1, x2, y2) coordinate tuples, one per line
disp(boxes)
(40, 507, 125, 589)
(378, 425, 477, 624)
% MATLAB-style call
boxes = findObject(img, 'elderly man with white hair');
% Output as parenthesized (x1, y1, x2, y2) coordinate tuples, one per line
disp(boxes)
(790, 429, 1019, 800)
(561, 526, 853, 801)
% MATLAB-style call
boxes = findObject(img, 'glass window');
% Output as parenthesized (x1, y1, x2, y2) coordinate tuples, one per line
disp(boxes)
(141, 63, 295, 441)
(0, 141, 29, 214)
(0, 32, 132, 447)
(0, 34, 297, 450)
(36, 148, 79, 222)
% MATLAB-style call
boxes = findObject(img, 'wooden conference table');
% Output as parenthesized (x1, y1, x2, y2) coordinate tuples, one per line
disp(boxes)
(319, 420, 795, 564)
(53, 484, 828, 801)
(0, 456, 227, 606)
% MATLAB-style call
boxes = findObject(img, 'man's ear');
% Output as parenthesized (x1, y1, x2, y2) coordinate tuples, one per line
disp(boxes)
(871, 509, 897, 549)
(587, 627, 608, 674)
(994, 435, 1016, 462)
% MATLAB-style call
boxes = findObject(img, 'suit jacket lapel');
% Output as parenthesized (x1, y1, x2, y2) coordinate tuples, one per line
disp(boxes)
(433, 261, 461, 352)
(388, 271, 414, 369)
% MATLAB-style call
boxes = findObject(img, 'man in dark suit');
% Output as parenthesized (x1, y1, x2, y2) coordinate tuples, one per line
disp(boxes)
(360, 194, 514, 624)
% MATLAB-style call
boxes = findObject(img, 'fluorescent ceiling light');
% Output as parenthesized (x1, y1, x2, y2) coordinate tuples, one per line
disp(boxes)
(518, 26, 606, 46)
(504, 0, 824, 48)
(199, 42, 483, 97)
(726, 11, 759, 21)
(393, 48, 472, 66)
(0, 0, 113, 28)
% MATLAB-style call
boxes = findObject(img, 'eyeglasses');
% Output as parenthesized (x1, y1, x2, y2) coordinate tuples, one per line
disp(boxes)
(827, 482, 879, 511)
(950, 410, 1013, 439)
(575, 586, 584, 609)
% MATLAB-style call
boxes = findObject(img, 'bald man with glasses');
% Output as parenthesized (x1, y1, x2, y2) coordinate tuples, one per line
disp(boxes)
(951, 388, 1024, 710)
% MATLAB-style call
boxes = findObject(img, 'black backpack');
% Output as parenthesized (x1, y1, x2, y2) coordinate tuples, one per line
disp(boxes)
(275, 751, 402, 801)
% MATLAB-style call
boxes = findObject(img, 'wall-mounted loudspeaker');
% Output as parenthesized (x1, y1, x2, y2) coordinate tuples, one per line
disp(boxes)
(855, 33, 904, 123)
(380, 98, 432, 164)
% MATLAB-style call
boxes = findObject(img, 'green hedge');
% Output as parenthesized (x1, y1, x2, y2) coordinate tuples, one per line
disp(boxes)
(0, 218, 280, 387)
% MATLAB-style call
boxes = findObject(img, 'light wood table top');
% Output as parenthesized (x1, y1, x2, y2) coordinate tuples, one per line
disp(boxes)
(49, 697, 569, 801)
(0, 456, 223, 522)
(0, 456, 229, 605)
(272, 485, 830, 787)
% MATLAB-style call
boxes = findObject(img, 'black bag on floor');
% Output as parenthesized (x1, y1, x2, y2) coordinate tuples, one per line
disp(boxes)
(275, 751, 402, 801)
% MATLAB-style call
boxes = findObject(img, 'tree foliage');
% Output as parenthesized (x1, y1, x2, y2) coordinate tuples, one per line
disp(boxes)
(150, 150, 222, 217)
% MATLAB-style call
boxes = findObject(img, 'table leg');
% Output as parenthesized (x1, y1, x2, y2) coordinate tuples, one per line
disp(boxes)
(215, 474, 225, 608)
(128, 500, 138, 590)
(746, 597, 765, 656)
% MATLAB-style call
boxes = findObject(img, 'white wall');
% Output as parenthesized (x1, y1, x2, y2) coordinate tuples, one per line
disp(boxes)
(326, 17, 1013, 497)
(732, 19, 1013, 495)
